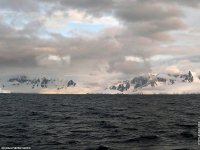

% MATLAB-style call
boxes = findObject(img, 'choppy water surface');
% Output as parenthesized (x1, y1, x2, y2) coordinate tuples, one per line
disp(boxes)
(0, 94, 200, 150)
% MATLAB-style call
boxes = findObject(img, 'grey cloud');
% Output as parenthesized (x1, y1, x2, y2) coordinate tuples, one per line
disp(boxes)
(138, 0, 200, 8)
(0, 0, 186, 42)
(0, 0, 39, 12)
(126, 18, 185, 41)
(41, 0, 114, 16)
(173, 55, 200, 64)
(58, 0, 113, 11)
(112, 0, 185, 41)
(167, 0, 200, 7)
(0, 21, 48, 69)
(0, 0, 198, 77)
(0, 55, 37, 67)
(115, 1, 182, 23)
(109, 60, 151, 75)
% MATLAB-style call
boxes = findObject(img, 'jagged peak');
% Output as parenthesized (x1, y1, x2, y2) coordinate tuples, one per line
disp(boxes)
(107, 71, 195, 93)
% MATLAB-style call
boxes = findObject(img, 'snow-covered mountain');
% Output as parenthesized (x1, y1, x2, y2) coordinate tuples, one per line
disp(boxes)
(0, 71, 200, 94)
(0, 75, 76, 93)
(105, 71, 198, 94)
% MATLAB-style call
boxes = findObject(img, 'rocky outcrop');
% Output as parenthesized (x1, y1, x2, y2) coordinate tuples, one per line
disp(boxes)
(179, 71, 193, 82)
(109, 81, 131, 92)
(108, 71, 194, 92)
(41, 77, 50, 88)
(157, 77, 167, 83)
(67, 80, 76, 87)
(5, 75, 77, 91)
(109, 85, 117, 90)
(131, 76, 149, 88)
(8, 75, 30, 83)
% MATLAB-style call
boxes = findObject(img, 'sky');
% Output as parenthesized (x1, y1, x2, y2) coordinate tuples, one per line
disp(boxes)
(1, 0, 200, 87)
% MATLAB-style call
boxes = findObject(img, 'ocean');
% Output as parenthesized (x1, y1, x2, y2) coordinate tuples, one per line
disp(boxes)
(0, 94, 199, 150)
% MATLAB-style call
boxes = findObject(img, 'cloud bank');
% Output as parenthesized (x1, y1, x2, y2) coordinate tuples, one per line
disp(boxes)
(0, 0, 200, 91)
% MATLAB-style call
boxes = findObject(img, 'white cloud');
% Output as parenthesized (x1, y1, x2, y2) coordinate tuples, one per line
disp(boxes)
(48, 55, 62, 61)
(47, 55, 71, 64)
(125, 56, 143, 62)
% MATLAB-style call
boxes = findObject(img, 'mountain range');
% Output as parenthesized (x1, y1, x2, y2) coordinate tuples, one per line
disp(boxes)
(0, 75, 76, 93)
(0, 71, 199, 94)
(104, 71, 197, 94)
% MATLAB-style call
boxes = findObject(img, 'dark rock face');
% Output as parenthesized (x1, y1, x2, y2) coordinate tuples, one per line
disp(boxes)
(110, 86, 117, 90)
(31, 79, 40, 88)
(180, 71, 193, 82)
(170, 79, 175, 85)
(5, 75, 78, 91)
(117, 81, 131, 92)
(131, 76, 149, 89)
(108, 71, 194, 92)
(8, 76, 50, 88)
(109, 76, 151, 92)
(188, 71, 193, 82)
(67, 80, 76, 87)
(8, 75, 29, 83)
(126, 82, 131, 89)
(157, 77, 167, 83)
(109, 81, 130, 92)
(117, 84, 125, 92)
(41, 77, 50, 88)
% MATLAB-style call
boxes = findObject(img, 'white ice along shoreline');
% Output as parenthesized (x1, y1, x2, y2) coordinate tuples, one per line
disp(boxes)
(0, 88, 10, 93)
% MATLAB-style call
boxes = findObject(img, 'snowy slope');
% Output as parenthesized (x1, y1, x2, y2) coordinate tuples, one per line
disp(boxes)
(104, 71, 198, 94)
(0, 75, 76, 93)
(0, 71, 199, 94)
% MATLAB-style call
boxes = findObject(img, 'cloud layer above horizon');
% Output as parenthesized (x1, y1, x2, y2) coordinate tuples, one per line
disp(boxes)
(1, 0, 200, 83)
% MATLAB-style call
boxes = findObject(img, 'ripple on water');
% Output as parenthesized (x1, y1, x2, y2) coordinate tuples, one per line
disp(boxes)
(175, 123, 197, 129)
(0, 94, 199, 150)
(85, 145, 110, 150)
(125, 135, 160, 143)
(98, 121, 118, 129)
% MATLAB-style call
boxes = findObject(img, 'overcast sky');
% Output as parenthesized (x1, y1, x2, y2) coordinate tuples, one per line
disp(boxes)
(1, 0, 200, 83)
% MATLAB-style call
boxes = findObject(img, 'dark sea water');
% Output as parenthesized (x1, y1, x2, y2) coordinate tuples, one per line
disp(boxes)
(0, 94, 199, 150)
